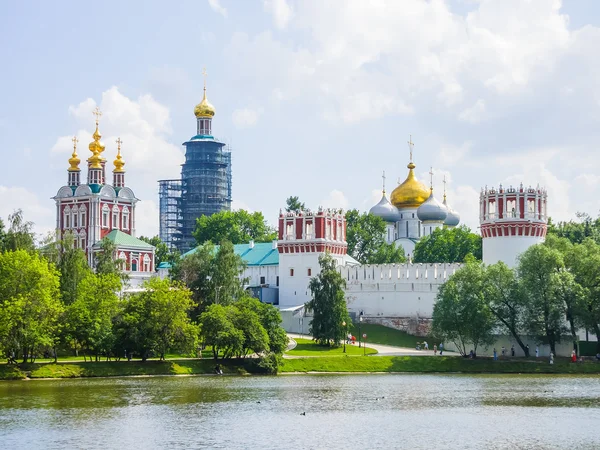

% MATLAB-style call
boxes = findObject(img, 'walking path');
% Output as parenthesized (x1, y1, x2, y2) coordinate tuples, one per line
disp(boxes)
(287, 334, 457, 357)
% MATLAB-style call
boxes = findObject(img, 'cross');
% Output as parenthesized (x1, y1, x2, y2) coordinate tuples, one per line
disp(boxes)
(443, 175, 447, 194)
(115, 137, 123, 151)
(72, 136, 79, 150)
(407, 135, 414, 162)
(202, 67, 208, 89)
(92, 106, 102, 124)
(382, 170, 386, 193)
(429, 166, 434, 189)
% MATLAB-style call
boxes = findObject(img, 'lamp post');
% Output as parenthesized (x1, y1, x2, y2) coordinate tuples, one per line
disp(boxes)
(342, 321, 346, 353)
(363, 334, 367, 356)
(358, 313, 363, 348)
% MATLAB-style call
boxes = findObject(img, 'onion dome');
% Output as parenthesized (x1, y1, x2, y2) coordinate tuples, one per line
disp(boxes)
(113, 137, 125, 173)
(194, 86, 215, 118)
(68, 136, 81, 172)
(391, 162, 430, 209)
(417, 190, 448, 222)
(443, 195, 460, 227)
(370, 194, 401, 222)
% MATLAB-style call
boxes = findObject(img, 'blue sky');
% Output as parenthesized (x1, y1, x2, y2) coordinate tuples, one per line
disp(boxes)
(1, 0, 600, 239)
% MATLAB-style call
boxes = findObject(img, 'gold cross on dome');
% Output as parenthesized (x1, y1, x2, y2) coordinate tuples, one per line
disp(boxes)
(72, 136, 79, 150)
(382, 170, 386, 193)
(443, 175, 447, 194)
(429, 166, 434, 189)
(92, 106, 102, 124)
(115, 137, 123, 150)
(408, 135, 414, 162)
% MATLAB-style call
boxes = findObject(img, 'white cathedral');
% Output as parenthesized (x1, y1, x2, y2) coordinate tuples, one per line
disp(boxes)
(368, 140, 460, 258)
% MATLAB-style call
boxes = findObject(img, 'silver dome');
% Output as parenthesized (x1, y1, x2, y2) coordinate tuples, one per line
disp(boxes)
(443, 198, 460, 227)
(417, 191, 448, 222)
(369, 194, 401, 222)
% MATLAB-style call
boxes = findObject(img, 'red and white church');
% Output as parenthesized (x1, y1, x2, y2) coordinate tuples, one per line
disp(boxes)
(53, 108, 155, 287)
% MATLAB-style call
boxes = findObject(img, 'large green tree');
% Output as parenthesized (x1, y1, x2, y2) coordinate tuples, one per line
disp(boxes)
(116, 278, 197, 361)
(345, 209, 406, 264)
(198, 304, 243, 359)
(236, 296, 288, 354)
(432, 259, 495, 356)
(547, 213, 600, 245)
(517, 244, 567, 354)
(193, 210, 277, 245)
(306, 253, 350, 346)
(413, 225, 482, 263)
(0, 250, 62, 363)
(1, 210, 36, 253)
(285, 196, 306, 213)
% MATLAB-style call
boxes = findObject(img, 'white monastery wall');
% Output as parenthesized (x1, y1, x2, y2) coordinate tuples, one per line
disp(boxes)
(242, 265, 279, 288)
(338, 263, 462, 318)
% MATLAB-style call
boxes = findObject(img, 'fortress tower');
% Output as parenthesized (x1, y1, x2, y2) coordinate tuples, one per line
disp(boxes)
(480, 183, 548, 267)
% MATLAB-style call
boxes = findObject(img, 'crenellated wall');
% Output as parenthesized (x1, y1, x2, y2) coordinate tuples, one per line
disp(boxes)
(338, 263, 463, 318)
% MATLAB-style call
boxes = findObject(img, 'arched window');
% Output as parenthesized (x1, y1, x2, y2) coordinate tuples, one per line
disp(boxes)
(118, 252, 127, 270)
(79, 205, 87, 228)
(112, 205, 120, 230)
(79, 231, 86, 250)
(506, 199, 516, 218)
(72, 209, 78, 228)
(143, 254, 151, 272)
(122, 206, 130, 230)
(63, 206, 71, 229)
(131, 258, 138, 272)
(102, 205, 109, 228)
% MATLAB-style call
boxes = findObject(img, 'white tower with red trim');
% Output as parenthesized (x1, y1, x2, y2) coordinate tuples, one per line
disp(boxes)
(277, 207, 357, 307)
(480, 183, 548, 268)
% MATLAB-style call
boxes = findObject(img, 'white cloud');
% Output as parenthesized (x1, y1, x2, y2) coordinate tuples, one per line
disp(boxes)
(320, 189, 349, 210)
(458, 99, 486, 124)
(264, 0, 293, 29)
(232, 108, 261, 128)
(231, 199, 253, 212)
(51, 87, 184, 238)
(0, 186, 55, 238)
(208, 0, 227, 18)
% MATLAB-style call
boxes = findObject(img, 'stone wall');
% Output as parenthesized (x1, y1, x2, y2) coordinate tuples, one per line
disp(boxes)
(362, 316, 432, 337)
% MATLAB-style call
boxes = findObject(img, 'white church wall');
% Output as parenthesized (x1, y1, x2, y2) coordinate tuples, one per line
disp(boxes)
(242, 265, 279, 287)
(483, 235, 544, 268)
(338, 263, 462, 318)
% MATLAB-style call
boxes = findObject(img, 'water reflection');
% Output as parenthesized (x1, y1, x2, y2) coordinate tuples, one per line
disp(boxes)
(0, 374, 599, 449)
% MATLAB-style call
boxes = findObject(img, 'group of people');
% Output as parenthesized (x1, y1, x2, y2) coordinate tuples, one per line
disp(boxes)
(416, 341, 444, 355)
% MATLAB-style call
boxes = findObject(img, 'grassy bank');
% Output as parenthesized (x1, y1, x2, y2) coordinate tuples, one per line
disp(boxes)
(352, 323, 430, 348)
(281, 356, 600, 374)
(0, 359, 257, 380)
(287, 338, 377, 356)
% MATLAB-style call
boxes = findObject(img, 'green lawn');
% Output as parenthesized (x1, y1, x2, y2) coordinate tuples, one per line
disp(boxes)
(286, 338, 377, 356)
(282, 355, 600, 374)
(353, 323, 432, 348)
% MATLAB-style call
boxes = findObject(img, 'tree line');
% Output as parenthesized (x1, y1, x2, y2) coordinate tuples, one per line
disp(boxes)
(0, 211, 287, 370)
(432, 235, 600, 356)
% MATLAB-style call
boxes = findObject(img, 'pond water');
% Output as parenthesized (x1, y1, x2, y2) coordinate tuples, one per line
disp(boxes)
(0, 374, 599, 449)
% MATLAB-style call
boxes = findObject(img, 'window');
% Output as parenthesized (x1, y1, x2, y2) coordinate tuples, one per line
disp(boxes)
(102, 205, 109, 228)
(290, 268, 294, 277)
(112, 206, 120, 230)
(79, 232, 86, 250)
(143, 254, 151, 272)
(305, 222, 313, 239)
(131, 259, 138, 272)
(64, 207, 71, 229)
(286, 223, 294, 239)
(260, 276, 266, 284)
(72, 211, 78, 228)
(118, 252, 126, 270)
(80, 206, 87, 228)
(276, 276, 279, 286)
(122, 206, 130, 230)
(412, 213, 415, 219)
(307, 268, 312, 276)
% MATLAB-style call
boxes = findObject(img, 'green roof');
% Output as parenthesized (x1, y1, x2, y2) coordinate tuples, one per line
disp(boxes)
(94, 230, 155, 250)
(157, 261, 172, 269)
(183, 242, 279, 266)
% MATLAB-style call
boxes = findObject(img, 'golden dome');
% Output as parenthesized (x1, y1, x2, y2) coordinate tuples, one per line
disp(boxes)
(113, 138, 125, 173)
(390, 162, 430, 209)
(88, 124, 106, 155)
(68, 136, 81, 172)
(194, 87, 215, 118)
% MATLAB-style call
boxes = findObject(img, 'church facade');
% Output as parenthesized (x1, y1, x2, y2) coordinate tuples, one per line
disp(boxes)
(53, 108, 155, 288)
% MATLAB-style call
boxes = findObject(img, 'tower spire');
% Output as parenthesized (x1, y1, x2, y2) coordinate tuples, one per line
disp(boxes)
(87, 108, 104, 189)
(67, 135, 81, 188)
(443, 175, 447, 202)
(408, 135, 414, 164)
(194, 67, 216, 135)
(382, 170, 386, 194)
(113, 137, 125, 188)
(429, 166, 434, 192)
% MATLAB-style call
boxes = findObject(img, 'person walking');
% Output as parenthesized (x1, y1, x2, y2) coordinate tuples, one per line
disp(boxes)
(571, 350, 577, 363)
(424, 341, 429, 350)
(493, 348, 497, 361)
(535, 346, 539, 358)
(433, 344, 437, 355)
(549, 352, 554, 365)
(511, 345, 515, 357)
(501, 346, 506, 358)
(439, 343, 444, 356)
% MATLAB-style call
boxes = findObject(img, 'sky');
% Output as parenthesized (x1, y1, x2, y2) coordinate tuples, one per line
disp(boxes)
(2, 0, 600, 240)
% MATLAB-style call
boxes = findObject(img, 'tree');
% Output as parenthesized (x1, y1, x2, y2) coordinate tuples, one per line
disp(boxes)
(483, 262, 530, 356)
(432, 259, 495, 356)
(414, 226, 482, 263)
(552, 270, 586, 354)
(0, 250, 62, 363)
(193, 210, 277, 245)
(199, 304, 243, 359)
(236, 296, 288, 354)
(547, 213, 600, 245)
(56, 233, 93, 307)
(1, 210, 36, 253)
(117, 278, 197, 361)
(345, 209, 406, 264)
(64, 272, 122, 361)
(285, 196, 305, 213)
(94, 238, 122, 276)
(230, 304, 269, 357)
(306, 253, 350, 346)
(517, 244, 567, 354)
